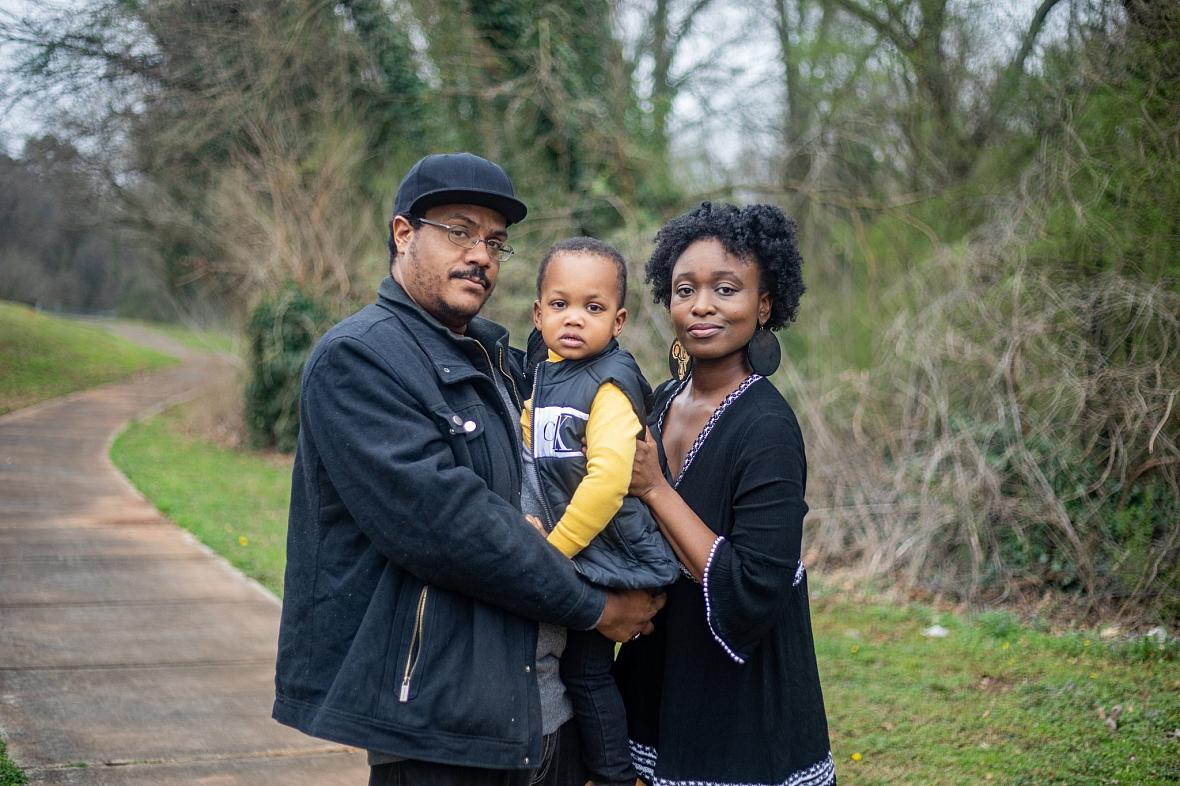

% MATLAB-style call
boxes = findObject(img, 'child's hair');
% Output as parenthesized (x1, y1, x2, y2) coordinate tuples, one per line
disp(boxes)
(536, 237, 628, 308)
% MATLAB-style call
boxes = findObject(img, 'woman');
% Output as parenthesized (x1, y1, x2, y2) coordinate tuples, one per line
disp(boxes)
(614, 202, 834, 786)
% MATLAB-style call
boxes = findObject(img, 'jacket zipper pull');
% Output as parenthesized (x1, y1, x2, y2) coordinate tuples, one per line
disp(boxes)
(399, 676, 412, 703)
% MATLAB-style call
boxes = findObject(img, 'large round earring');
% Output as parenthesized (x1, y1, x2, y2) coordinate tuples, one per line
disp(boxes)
(668, 337, 692, 381)
(745, 324, 781, 376)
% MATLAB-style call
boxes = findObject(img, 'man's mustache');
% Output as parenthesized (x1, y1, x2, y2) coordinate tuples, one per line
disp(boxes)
(450, 267, 491, 289)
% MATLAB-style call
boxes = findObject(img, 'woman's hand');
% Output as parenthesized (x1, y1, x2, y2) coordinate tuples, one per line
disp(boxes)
(629, 427, 667, 501)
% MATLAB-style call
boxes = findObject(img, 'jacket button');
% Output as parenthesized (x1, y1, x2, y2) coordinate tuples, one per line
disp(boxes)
(523, 756, 530, 765)
(452, 415, 463, 425)
(442, 367, 450, 373)
(463, 420, 477, 433)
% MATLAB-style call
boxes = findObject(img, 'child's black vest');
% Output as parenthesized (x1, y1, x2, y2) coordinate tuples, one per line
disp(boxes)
(528, 342, 680, 588)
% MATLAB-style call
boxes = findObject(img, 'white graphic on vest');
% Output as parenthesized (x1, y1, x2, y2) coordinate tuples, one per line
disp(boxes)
(533, 406, 589, 459)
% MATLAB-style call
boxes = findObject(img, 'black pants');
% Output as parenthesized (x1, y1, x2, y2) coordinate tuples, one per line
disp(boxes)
(561, 629, 636, 786)
(369, 719, 588, 786)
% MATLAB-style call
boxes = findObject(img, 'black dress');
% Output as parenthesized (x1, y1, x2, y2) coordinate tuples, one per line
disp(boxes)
(613, 375, 835, 786)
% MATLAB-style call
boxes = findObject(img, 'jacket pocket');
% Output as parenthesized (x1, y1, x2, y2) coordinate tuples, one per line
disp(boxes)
(398, 585, 430, 703)
(431, 403, 486, 440)
(430, 403, 490, 470)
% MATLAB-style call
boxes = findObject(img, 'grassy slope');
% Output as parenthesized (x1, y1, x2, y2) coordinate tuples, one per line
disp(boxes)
(0, 302, 176, 415)
(125, 319, 238, 354)
(812, 597, 1179, 784)
(111, 408, 1180, 784)
(111, 409, 292, 596)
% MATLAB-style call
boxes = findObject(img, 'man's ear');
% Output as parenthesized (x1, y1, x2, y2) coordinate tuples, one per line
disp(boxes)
(392, 215, 415, 255)
(613, 307, 628, 337)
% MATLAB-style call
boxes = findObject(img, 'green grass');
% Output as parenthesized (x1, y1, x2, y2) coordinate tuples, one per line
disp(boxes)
(110, 407, 292, 596)
(127, 319, 238, 354)
(0, 737, 26, 786)
(811, 594, 1180, 784)
(109, 409, 1180, 784)
(0, 302, 177, 415)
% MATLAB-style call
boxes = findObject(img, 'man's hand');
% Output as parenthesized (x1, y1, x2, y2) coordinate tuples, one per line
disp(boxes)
(524, 514, 547, 537)
(595, 588, 666, 643)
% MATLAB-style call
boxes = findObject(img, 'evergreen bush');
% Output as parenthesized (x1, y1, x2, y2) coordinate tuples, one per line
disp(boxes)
(243, 283, 334, 452)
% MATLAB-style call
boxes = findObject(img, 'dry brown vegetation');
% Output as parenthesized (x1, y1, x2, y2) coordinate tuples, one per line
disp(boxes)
(778, 223, 1179, 623)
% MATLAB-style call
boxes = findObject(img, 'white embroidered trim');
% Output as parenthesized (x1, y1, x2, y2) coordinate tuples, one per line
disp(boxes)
(629, 741, 835, 786)
(702, 535, 744, 664)
(658, 374, 761, 489)
(793, 561, 806, 587)
(631, 740, 658, 781)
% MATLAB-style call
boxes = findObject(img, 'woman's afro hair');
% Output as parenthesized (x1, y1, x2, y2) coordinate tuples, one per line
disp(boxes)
(645, 202, 804, 331)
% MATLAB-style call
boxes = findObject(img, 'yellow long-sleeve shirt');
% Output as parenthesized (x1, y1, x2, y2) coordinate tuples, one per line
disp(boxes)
(521, 352, 641, 559)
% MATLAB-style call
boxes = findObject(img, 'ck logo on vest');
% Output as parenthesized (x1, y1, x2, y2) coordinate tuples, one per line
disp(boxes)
(533, 406, 589, 459)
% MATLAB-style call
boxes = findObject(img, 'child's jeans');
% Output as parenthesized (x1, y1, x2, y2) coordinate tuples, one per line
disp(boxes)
(561, 628, 637, 786)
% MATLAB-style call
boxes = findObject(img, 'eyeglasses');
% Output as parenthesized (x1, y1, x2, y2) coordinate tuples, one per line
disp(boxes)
(416, 218, 515, 262)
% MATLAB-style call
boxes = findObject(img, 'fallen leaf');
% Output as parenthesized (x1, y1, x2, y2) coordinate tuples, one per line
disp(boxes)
(1097, 705, 1122, 733)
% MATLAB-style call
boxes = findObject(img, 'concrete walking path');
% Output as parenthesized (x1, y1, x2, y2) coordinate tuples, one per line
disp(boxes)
(0, 326, 368, 784)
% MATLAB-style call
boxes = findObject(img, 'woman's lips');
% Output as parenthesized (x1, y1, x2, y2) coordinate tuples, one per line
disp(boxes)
(686, 323, 721, 338)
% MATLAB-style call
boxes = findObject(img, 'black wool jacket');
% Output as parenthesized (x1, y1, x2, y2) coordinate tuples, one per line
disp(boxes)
(273, 277, 606, 769)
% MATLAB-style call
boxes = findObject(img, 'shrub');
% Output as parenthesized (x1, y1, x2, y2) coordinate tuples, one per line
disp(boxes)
(243, 283, 335, 452)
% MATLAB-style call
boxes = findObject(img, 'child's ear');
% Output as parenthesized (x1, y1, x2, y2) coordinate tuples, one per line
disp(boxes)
(532, 300, 542, 329)
(613, 307, 627, 336)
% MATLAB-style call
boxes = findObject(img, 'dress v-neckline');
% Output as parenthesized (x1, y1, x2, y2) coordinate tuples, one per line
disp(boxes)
(658, 374, 762, 488)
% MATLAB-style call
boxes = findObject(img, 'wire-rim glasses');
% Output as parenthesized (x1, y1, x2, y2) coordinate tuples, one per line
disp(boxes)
(416, 218, 515, 262)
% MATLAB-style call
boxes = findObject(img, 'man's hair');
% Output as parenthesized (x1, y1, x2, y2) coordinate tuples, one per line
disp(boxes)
(644, 202, 804, 330)
(536, 237, 628, 309)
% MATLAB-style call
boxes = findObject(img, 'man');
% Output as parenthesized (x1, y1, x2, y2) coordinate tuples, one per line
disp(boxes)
(273, 152, 664, 785)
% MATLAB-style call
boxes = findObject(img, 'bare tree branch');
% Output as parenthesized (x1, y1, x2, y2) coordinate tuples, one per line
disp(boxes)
(971, 0, 1069, 148)
(828, 0, 913, 49)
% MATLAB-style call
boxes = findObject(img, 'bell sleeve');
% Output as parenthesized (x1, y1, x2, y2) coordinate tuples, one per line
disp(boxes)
(701, 412, 809, 664)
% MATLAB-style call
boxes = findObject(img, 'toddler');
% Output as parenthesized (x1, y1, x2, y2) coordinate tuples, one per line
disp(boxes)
(521, 237, 679, 785)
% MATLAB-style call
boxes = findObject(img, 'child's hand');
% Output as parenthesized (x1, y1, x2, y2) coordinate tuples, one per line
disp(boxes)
(525, 514, 547, 537)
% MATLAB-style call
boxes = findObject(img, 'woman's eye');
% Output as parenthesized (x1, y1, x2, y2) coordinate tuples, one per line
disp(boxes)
(674, 286, 693, 298)
(716, 286, 736, 295)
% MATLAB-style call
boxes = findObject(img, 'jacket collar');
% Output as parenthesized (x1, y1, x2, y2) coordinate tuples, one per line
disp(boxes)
(375, 276, 517, 397)
(377, 276, 509, 352)
(539, 339, 620, 380)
